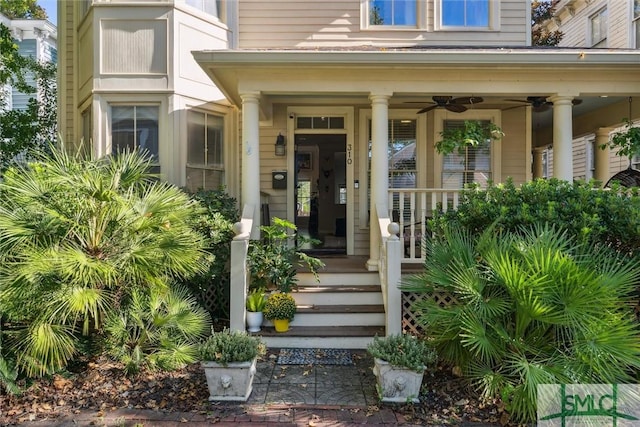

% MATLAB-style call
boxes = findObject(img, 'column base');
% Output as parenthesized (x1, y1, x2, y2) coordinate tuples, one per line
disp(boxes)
(366, 258, 379, 271)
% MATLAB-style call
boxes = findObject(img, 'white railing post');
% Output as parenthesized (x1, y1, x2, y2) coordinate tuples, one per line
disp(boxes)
(385, 222, 402, 336)
(229, 205, 254, 332)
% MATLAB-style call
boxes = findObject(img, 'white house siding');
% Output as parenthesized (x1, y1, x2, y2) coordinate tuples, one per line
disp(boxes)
(238, 0, 528, 48)
(572, 136, 588, 181)
(550, 0, 633, 49)
(61, 1, 234, 189)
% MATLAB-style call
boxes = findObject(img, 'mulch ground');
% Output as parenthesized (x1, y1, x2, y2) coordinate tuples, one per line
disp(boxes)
(0, 354, 510, 426)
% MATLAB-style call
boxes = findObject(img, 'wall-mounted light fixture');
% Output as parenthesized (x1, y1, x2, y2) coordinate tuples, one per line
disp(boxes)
(275, 133, 286, 156)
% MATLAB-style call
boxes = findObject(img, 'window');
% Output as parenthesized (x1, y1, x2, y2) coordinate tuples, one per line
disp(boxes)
(185, 0, 225, 22)
(634, 0, 640, 48)
(296, 116, 344, 130)
(81, 107, 92, 156)
(368, 0, 417, 26)
(590, 8, 608, 47)
(111, 106, 159, 171)
(186, 110, 224, 192)
(441, 120, 491, 188)
(586, 138, 596, 180)
(541, 150, 549, 179)
(297, 180, 312, 217)
(441, 0, 490, 27)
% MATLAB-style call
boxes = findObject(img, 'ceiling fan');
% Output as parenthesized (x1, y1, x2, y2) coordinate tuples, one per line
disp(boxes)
(505, 96, 583, 112)
(414, 96, 484, 114)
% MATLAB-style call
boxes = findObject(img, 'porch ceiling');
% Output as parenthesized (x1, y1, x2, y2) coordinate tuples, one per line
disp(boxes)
(193, 48, 640, 128)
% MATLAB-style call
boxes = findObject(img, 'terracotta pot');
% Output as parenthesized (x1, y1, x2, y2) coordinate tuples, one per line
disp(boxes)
(273, 319, 290, 332)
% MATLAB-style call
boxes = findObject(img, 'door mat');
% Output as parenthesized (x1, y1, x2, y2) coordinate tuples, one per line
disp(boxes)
(277, 348, 354, 365)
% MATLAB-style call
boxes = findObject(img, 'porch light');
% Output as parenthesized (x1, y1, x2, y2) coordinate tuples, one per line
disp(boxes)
(275, 133, 286, 156)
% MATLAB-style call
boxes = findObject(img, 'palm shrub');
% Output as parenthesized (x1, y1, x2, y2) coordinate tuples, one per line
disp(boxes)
(402, 224, 640, 423)
(104, 285, 211, 376)
(0, 146, 209, 377)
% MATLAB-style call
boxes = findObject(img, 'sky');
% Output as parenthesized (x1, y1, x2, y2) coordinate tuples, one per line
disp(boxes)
(40, 0, 57, 24)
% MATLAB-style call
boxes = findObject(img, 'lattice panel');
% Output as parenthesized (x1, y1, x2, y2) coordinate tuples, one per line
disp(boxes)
(402, 291, 457, 335)
(200, 276, 231, 323)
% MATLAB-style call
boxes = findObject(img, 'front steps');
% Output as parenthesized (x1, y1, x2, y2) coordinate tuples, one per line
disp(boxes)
(258, 269, 385, 349)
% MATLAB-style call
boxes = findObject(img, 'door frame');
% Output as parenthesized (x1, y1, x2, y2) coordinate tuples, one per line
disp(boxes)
(286, 106, 355, 255)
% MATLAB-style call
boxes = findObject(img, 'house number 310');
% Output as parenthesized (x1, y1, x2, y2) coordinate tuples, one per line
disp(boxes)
(347, 144, 353, 164)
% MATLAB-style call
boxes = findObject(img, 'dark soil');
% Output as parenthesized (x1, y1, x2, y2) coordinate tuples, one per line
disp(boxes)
(0, 351, 508, 426)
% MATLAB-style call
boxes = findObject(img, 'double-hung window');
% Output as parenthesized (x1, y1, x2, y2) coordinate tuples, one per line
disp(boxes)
(441, 120, 491, 188)
(111, 105, 160, 172)
(441, 0, 490, 28)
(367, 0, 417, 27)
(186, 110, 224, 192)
(590, 8, 608, 47)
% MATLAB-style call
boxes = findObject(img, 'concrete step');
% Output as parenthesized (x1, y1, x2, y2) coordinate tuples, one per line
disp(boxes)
(296, 271, 380, 287)
(257, 325, 385, 349)
(293, 285, 383, 305)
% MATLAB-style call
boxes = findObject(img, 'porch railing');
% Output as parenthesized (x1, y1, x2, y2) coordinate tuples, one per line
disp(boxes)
(229, 204, 254, 332)
(375, 203, 402, 336)
(387, 188, 462, 263)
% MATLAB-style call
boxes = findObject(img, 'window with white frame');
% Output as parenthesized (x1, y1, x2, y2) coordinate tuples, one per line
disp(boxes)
(441, 120, 491, 188)
(186, 110, 224, 192)
(590, 8, 608, 47)
(185, 0, 225, 22)
(586, 137, 596, 180)
(634, 0, 640, 48)
(541, 150, 549, 178)
(440, 0, 491, 28)
(367, 119, 417, 222)
(111, 106, 160, 171)
(367, 0, 418, 27)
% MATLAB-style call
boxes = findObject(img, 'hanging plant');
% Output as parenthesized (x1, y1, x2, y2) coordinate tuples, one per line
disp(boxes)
(600, 118, 640, 167)
(435, 120, 504, 155)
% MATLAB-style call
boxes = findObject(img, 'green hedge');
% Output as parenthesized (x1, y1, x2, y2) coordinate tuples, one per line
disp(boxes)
(431, 178, 640, 257)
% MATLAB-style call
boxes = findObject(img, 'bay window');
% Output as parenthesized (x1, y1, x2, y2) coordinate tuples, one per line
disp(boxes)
(111, 105, 159, 172)
(186, 110, 224, 192)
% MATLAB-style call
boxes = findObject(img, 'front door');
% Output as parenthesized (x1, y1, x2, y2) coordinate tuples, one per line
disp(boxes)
(294, 134, 347, 254)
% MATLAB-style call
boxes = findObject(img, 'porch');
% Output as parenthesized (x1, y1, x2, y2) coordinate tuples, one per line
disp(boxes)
(229, 193, 460, 348)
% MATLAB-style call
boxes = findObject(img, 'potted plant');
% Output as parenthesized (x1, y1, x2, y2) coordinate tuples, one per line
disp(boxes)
(246, 288, 266, 333)
(435, 120, 504, 156)
(248, 217, 324, 293)
(199, 328, 265, 402)
(367, 334, 437, 403)
(263, 292, 297, 332)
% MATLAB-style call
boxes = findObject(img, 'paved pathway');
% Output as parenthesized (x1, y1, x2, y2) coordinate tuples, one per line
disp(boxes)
(24, 350, 495, 426)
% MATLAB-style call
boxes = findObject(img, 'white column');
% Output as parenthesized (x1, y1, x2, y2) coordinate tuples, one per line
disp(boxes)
(594, 127, 613, 185)
(367, 94, 390, 271)
(550, 96, 575, 181)
(241, 92, 261, 239)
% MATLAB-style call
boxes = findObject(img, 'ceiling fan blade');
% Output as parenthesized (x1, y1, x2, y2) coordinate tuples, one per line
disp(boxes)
(417, 105, 439, 114)
(432, 95, 453, 105)
(572, 99, 583, 106)
(451, 96, 484, 105)
(445, 104, 468, 113)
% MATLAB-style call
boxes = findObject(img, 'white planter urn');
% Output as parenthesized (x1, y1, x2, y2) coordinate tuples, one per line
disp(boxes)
(372, 358, 425, 403)
(202, 358, 257, 402)
(246, 311, 263, 333)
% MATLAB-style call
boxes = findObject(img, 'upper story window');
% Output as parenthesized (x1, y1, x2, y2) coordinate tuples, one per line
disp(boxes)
(589, 8, 608, 47)
(440, 0, 491, 28)
(185, 0, 225, 23)
(368, 0, 417, 26)
(111, 105, 160, 172)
